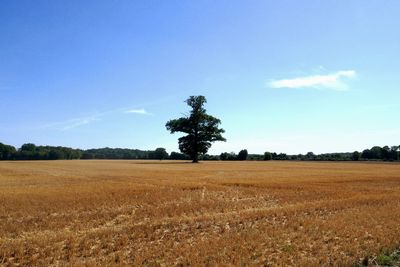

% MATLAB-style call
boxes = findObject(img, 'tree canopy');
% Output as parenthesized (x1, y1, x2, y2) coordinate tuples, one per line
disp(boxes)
(0, 142, 399, 162)
(166, 95, 226, 163)
(263, 152, 272, 161)
(237, 149, 248, 161)
(150, 148, 169, 160)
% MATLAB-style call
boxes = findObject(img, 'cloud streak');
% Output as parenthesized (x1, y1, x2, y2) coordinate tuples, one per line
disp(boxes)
(55, 107, 153, 130)
(125, 108, 151, 115)
(61, 116, 101, 131)
(269, 70, 356, 90)
(38, 104, 155, 131)
(60, 107, 152, 131)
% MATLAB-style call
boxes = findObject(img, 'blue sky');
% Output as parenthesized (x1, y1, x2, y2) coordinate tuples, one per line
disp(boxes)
(1, 0, 399, 154)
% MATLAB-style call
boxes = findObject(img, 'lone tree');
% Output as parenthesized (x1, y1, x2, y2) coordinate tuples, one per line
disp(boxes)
(263, 152, 272, 161)
(237, 149, 248, 161)
(166, 95, 226, 163)
(352, 151, 360, 161)
(151, 147, 168, 160)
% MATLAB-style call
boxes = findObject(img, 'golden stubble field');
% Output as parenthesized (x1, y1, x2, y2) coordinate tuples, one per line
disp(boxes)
(1, 160, 400, 266)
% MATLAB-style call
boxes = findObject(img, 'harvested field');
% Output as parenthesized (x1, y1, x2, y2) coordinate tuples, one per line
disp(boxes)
(1, 160, 400, 266)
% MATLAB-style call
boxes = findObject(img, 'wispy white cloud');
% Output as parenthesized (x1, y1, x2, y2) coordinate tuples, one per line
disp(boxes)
(61, 116, 101, 131)
(59, 107, 152, 131)
(268, 70, 356, 91)
(38, 105, 154, 131)
(37, 114, 103, 131)
(125, 108, 151, 115)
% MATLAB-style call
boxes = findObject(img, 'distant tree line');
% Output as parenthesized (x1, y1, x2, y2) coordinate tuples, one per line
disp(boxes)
(216, 146, 400, 162)
(0, 142, 171, 160)
(81, 147, 169, 160)
(0, 143, 82, 160)
(0, 142, 399, 162)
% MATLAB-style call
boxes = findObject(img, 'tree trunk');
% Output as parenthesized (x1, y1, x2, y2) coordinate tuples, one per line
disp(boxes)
(193, 124, 199, 163)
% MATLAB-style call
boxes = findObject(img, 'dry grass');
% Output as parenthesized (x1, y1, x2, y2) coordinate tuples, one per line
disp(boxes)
(1, 160, 400, 266)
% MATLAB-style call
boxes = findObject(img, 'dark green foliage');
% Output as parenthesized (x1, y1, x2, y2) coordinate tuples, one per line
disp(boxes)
(361, 145, 400, 161)
(389, 146, 400, 161)
(13, 144, 82, 160)
(200, 154, 219, 160)
(296, 154, 304, 160)
(149, 148, 169, 160)
(0, 142, 168, 160)
(1, 140, 399, 162)
(263, 152, 272, 161)
(219, 152, 237, 161)
(166, 96, 226, 163)
(48, 150, 64, 160)
(361, 149, 372, 159)
(376, 253, 394, 266)
(81, 152, 95, 159)
(371, 146, 383, 159)
(362, 146, 386, 160)
(0, 143, 16, 160)
(21, 143, 36, 152)
(18, 143, 39, 160)
(352, 151, 360, 161)
(274, 153, 289, 160)
(219, 152, 228, 160)
(315, 153, 350, 161)
(84, 147, 163, 160)
(218, 145, 399, 162)
(247, 154, 264, 160)
(169, 152, 190, 160)
(237, 149, 248, 161)
(305, 152, 315, 160)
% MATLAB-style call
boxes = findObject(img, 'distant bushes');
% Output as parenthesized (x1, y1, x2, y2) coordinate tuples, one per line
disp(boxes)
(0, 142, 399, 161)
(237, 149, 248, 161)
(0, 143, 81, 160)
(0, 143, 169, 160)
(263, 152, 272, 161)
(217, 145, 399, 162)
(360, 146, 399, 161)
(0, 143, 16, 160)
(83, 147, 163, 160)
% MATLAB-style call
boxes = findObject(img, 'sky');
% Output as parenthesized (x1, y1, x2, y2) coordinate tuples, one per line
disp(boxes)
(1, 0, 399, 154)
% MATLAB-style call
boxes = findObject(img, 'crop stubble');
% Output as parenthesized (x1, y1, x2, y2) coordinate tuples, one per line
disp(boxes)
(1, 160, 400, 266)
